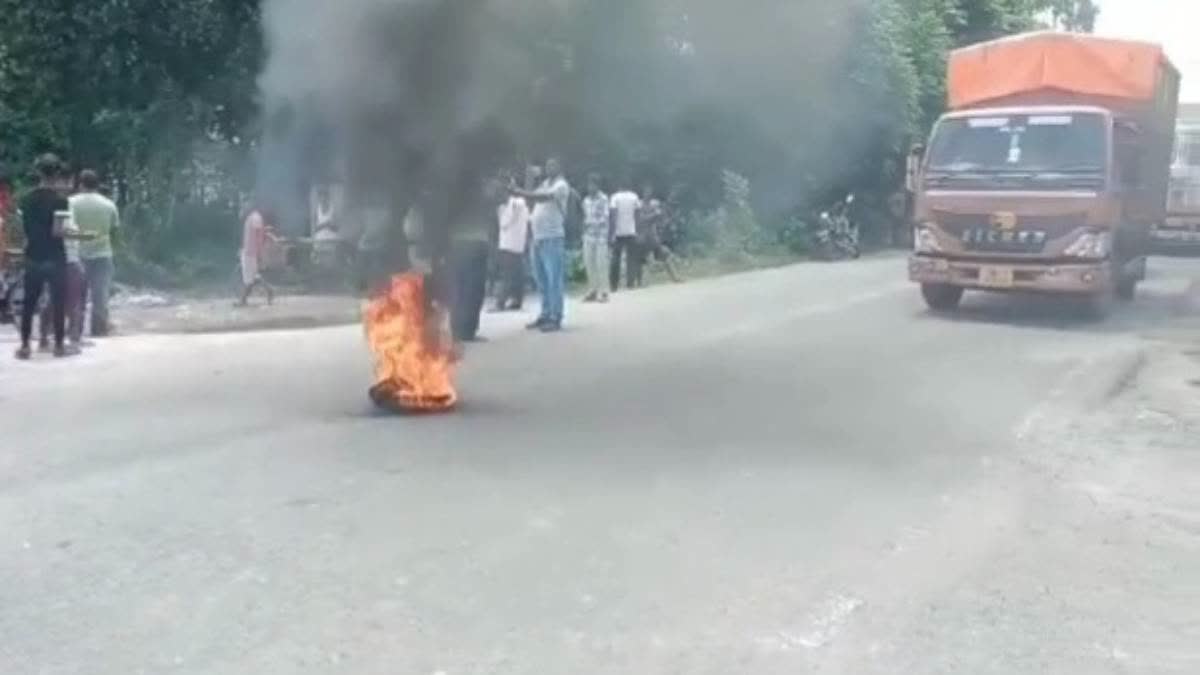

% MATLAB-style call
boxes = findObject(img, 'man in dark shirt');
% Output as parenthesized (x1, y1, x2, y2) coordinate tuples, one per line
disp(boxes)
(15, 154, 72, 359)
(448, 170, 500, 343)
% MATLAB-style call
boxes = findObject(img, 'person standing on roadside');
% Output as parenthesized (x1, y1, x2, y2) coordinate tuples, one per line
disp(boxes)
(581, 174, 612, 302)
(71, 169, 119, 336)
(237, 203, 277, 306)
(608, 182, 641, 291)
(0, 166, 9, 250)
(0, 167, 13, 323)
(522, 164, 542, 294)
(493, 169, 530, 311)
(449, 170, 497, 342)
(635, 183, 682, 286)
(510, 157, 570, 332)
(15, 154, 72, 359)
(40, 169, 90, 350)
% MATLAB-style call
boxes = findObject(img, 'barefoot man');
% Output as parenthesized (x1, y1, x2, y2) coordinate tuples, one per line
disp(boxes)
(237, 204, 277, 306)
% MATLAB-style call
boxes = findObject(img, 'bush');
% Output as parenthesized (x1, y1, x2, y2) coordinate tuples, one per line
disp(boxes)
(116, 200, 241, 289)
(701, 169, 759, 264)
(775, 215, 811, 255)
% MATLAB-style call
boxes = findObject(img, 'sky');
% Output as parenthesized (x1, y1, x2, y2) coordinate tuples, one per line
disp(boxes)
(1095, 0, 1200, 102)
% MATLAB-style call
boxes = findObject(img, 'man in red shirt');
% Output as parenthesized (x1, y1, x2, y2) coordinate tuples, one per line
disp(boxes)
(236, 204, 277, 306)
(0, 168, 11, 323)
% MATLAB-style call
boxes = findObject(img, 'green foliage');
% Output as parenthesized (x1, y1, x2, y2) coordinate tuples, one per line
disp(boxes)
(708, 170, 759, 264)
(0, 0, 258, 282)
(903, 0, 957, 129)
(1043, 0, 1100, 32)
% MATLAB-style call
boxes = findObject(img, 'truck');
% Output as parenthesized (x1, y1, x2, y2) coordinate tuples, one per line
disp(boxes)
(1155, 103, 1200, 253)
(909, 32, 1180, 315)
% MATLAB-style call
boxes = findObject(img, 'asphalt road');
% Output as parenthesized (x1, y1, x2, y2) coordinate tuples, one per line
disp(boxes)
(2, 255, 1197, 674)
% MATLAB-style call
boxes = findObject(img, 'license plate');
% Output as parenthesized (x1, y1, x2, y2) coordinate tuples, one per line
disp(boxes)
(979, 266, 1014, 288)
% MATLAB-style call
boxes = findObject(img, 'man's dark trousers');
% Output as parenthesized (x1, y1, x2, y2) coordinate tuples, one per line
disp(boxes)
(451, 239, 490, 341)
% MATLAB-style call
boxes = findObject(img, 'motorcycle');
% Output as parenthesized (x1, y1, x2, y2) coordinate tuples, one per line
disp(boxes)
(811, 193, 861, 261)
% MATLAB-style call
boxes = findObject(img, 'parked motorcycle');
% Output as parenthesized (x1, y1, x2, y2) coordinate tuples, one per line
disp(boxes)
(811, 193, 861, 260)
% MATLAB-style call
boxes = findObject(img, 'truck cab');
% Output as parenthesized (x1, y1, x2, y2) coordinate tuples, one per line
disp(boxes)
(911, 105, 1148, 306)
(908, 32, 1179, 314)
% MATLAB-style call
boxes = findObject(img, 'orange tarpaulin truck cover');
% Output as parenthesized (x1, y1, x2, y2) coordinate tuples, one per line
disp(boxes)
(948, 31, 1175, 109)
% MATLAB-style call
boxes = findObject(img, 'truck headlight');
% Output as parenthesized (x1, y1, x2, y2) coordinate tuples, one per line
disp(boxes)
(1062, 231, 1111, 259)
(914, 226, 941, 253)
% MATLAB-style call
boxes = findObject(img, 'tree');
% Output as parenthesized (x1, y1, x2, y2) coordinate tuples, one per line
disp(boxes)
(1045, 0, 1100, 32)
(0, 0, 262, 281)
(0, 1, 259, 172)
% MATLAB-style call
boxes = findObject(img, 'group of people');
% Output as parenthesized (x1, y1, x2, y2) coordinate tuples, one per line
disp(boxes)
(450, 157, 682, 343)
(583, 175, 682, 302)
(2, 154, 120, 359)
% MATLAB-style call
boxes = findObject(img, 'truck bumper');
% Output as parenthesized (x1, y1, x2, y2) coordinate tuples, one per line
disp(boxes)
(909, 255, 1112, 294)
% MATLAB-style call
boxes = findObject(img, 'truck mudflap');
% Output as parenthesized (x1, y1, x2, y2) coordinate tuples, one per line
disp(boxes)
(909, 255, 1114, 294)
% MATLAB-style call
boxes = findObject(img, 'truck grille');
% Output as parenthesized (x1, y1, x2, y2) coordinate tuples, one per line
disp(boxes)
(959, 228, 1048, 253)
(933, 211, 1085, 255)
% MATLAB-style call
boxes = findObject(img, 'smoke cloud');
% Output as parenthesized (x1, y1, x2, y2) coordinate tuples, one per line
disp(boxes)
(256, 0, 881, 245)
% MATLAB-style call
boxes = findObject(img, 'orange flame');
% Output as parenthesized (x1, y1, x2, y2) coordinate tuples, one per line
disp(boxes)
(364, 272, 458, 413)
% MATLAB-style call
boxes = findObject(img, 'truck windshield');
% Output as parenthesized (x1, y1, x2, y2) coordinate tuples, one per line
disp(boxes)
(926, 112, 1107, 189)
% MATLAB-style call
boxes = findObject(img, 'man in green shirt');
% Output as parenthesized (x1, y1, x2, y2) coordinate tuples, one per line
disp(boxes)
(69, 170, 120, 336)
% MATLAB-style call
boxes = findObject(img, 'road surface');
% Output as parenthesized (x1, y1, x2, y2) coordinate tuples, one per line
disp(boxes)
(2, 255, 1198, 674)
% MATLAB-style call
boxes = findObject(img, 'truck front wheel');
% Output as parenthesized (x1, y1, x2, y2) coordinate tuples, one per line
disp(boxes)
(921, 283, 964, 312)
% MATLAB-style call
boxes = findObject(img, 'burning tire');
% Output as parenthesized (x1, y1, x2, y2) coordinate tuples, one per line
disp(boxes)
(364, 273, 459, 414)
(369, 381, 457, 415)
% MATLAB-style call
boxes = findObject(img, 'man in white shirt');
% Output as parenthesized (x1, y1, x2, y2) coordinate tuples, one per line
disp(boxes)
(581, 174, 612, 302)
(493, 170, 530, 311)
(608, 184, 641, 291)
(510, 157, 570, 332)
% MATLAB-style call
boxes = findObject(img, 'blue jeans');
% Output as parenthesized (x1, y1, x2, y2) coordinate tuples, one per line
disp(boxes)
(82, 256, 115, 336)
(533, 236, 566, 325)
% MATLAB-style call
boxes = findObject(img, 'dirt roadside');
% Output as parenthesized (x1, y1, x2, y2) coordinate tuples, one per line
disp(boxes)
(857, 318, 1200, 674)
(101, 253, 867, 336)
(110, 291, 363, 335)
